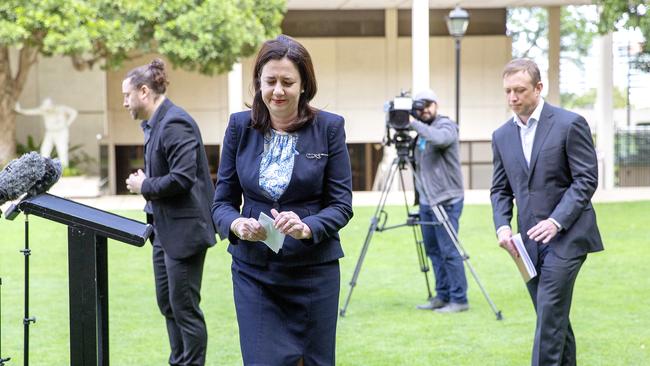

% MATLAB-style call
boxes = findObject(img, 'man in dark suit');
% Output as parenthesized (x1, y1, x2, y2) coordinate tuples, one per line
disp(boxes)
(123, 59, 216, 366)
(490, 58, 603, 366)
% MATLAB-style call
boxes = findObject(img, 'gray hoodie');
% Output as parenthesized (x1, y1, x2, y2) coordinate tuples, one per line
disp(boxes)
(410, 114, 464, 206)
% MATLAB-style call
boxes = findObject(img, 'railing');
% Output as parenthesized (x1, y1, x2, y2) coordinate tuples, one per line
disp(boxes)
(615, 127, 650, 187)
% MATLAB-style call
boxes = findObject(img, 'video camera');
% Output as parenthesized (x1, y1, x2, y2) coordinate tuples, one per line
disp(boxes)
(383, 91, 427, 162)
(384, 91, 428, 130)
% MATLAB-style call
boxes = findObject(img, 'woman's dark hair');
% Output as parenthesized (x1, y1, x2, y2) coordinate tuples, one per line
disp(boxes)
(251, 34, 317, 132)
(125, 58, 169, 95)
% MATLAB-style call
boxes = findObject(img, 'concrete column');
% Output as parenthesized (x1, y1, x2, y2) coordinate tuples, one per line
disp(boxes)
(227, 62, 243, 115)
(108, 142, 116, 194)
(385, 8, 398, 96)
(547, 6, 561, 105)
(596, 33, 615, 189)
(411, 0, 430, 95)
(373, 8, 401, 192)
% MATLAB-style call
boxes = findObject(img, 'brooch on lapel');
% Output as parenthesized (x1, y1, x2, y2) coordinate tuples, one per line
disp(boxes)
(305, 153, 328, 159)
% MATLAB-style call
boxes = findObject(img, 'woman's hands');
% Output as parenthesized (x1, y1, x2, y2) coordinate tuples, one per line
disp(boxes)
(271, 209, 312, 240)
(231, 217, 267, 242)
(231, 209, 313, 242)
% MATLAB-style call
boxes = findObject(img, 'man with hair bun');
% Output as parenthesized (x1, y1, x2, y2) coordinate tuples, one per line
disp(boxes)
(123, 59, 216, 366)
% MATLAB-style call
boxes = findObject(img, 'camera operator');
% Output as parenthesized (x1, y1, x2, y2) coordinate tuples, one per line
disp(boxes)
(410, 89, 468, 313)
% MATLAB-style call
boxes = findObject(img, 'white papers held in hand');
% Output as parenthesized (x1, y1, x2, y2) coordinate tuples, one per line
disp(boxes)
(511, 233, 537, 283)
(258, 212, 286, 253)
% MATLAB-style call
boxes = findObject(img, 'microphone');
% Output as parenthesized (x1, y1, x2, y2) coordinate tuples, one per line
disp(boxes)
(26, 155, 62, 197)
(0, 152, 62, 218)
(0, 152, 46, 205)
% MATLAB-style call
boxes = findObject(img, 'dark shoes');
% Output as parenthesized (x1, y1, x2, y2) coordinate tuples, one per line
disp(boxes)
(416, 297, 448, 310)
(435, 302, 469, 313)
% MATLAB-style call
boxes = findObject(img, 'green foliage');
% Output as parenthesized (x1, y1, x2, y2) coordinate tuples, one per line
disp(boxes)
(0, 0, 286, 73)
(15, 135, 96, 176)
(507, 7, 548, 58)
(560, 6, 599, 65)
(59, 146, 96, 177)
(596, 0, 650, 72)
(14, 134, 39, 155)
(507, 6, 598, 67)
(561, 87, 628, 109)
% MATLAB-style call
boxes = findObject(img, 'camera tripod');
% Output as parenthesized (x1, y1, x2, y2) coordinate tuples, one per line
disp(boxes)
(339, 151, 503, 320)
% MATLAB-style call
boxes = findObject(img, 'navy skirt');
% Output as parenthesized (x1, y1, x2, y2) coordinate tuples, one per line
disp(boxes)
(231, 257, 340, 366)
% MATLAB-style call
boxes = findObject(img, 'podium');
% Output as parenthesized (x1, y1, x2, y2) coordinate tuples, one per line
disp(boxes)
(9, 193, 152, 366)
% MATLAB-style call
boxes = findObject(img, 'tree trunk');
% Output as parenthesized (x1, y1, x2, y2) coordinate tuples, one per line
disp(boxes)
(0, 100, 17, 165)
(0, 45, 37, 165)
(0, 47, 17, 165)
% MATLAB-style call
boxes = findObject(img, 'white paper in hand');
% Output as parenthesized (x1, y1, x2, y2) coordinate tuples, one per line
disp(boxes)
(258, 212, 285, 253)
(511, 233, 538, 282)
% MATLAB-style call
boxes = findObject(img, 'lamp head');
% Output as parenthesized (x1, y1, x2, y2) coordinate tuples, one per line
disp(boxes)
(446, 6, 470, 38)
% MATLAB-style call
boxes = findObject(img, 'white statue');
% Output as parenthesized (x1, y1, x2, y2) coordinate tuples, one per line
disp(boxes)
(15, 98, 78, 167)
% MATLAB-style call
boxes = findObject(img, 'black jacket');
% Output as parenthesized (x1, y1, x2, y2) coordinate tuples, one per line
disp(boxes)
(491, 102, 603, 262)
(141, 98, 216, 259)
(211, 110, 353, 266)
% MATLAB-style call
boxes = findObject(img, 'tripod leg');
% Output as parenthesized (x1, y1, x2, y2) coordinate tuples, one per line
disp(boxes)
(339, 214, 380, 317)
(430, 204, 503, 320)
(395, 168, 433, 300)
(411, 223, 433, 299)
(340, 159, 401, 317)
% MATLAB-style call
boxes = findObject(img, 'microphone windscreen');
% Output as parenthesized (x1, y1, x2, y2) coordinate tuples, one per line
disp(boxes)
(0, 152, 46, 205)
(26, 157, 62, 197)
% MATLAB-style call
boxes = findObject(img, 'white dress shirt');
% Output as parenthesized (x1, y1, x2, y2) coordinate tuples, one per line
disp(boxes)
(513, 99, 545, 166)
(496, 98, 562, 236)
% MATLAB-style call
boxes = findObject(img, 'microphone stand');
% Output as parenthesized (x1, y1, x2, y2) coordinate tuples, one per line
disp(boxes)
(20, 214, 36, 366)
(0, 278, 11, 365)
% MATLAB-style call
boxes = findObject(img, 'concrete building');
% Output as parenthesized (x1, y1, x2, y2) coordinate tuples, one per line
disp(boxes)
(18, 0, 616, 195)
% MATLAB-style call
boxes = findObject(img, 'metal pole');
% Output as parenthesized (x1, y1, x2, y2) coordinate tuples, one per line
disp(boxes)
(21, 215, 36, 366)
(455, 37, 461, 125)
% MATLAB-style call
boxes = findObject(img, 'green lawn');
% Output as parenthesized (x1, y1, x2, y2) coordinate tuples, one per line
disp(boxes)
(0, 202, 648, 365)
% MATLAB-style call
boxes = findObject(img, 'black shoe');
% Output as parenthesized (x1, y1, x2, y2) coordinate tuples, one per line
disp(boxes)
(416, 297, 448, 310)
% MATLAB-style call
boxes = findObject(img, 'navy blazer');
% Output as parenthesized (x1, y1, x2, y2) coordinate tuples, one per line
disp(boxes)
(490, 102, 603, 263)
(140, 98, 216, 259)
(211, 110, 353, 266)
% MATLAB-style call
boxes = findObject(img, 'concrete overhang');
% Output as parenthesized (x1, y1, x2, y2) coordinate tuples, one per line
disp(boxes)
(287, 0, 592, 9)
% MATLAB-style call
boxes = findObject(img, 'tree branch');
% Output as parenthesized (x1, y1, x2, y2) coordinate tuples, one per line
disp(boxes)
(0, 47, 11, 98)
(521, 24, 547, 58)
(70, 50, 146, 71)
(13, 46, 39, 100)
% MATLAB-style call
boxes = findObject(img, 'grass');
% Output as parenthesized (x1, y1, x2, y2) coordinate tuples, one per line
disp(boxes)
(0, 201, 649, 365)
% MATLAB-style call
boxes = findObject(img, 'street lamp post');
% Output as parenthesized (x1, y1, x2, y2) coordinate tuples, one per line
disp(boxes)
(446, 6, 470, 125)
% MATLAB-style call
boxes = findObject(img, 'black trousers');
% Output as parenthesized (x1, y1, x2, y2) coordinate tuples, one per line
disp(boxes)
(527, 244, 586, 366)
(153, 237, 208, 366)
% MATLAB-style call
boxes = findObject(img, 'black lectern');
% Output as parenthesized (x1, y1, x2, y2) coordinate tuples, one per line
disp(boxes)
(9, 193, 152, 366)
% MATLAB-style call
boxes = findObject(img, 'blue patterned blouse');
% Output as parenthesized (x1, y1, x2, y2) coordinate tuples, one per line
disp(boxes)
(259, 129, 299, 201)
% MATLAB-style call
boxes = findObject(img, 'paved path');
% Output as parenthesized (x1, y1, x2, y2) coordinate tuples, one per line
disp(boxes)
(35, 187, 650, 211)
(351, 187, 650, 207)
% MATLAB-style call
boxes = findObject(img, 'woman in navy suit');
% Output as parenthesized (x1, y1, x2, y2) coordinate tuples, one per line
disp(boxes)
(212, 35, 353, 366)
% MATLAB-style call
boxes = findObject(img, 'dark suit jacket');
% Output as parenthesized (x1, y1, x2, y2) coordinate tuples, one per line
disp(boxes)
(490, 102, 603, 263)
(211, 110, 353, 266)
(140, 98, 216, 259)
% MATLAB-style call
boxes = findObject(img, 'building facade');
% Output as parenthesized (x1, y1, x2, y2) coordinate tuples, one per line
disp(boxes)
(16, 7, 513, 194)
